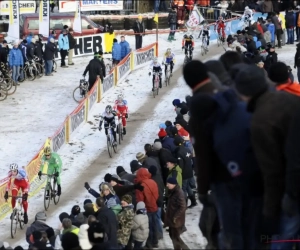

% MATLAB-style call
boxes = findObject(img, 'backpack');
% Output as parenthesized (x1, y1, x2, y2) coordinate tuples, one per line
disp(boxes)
(276, 82, 300, 96)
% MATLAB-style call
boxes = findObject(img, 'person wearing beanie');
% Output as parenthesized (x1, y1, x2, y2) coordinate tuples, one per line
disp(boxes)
(264, 45, 278, 72)
(165, 120, 174, 137)
(61, 232, 81, 250)
(70, 205, 82, 227)
(158, 128, 167, 138)
(130, 160, 142, 174)
(180, 106, 190, 123)
(132, 201, 149, 249)
(165, 176, 189, 250)
(135, 168, 159, 248)
(112, 38, 121, 65)
(148, 165, 164, 239)
(62, 218, 80, 236)
(144, 143, 162, 175)
(173, 135, 197, 208)
(26, 37, 36, 63)
(269, 62, 300, 96)
(33, 35, 43, 65)
(133, 14, 145, 49)
(205, 59, 233, 86)
(116, 166, 135, 183)
(136, 151, 160, 170)
(26, 212, 51, 245)
(59, 212, 70, 223)
(166, 156, 182, 188)
(84, 199, 93, 206)
(58, 28, 69, 68)
(43, 37, 57, 76)
(117, 195, 135, 248)
(159, 128, 176, 153)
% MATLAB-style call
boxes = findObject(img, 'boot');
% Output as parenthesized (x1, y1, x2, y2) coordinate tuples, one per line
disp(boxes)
(188, 195, 197, 209)
(23, 212, 28, 224)
(172, 35, 176, 41)
(123, 127, 126, 135)
(167, 34, 172, 41)
(57, 185, 61, 196)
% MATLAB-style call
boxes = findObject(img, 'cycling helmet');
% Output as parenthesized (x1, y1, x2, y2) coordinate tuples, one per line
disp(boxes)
(44, 146, 51, 156)
(117, 94, 123, 101)
(166, 48, 172, 54)
(218, 16, 223, 20)
(106, 105, 112, 113)
(245, 6, 249, 10)
(153, 57, 158, 63)
(189, 35, 194, 39)
(184, 34, 188, 39)
(10, 163, 18, 171)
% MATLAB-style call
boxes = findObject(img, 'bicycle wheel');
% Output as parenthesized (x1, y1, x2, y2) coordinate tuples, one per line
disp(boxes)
(10, 209, 18, 238)
(26, 67, 36, 81)
(118, 124, 122, 145)
(73, 86, 86, 103)
(156, 86, 159, 96)
(35, 63, 44, 78)
(19, 209, 24, 229)
(1, 77, 12, 91)
(0, 87, 8, 101)
(6, 79, 17, 96)
(201, 45, 204, 56)
(44, 182, 51, 211)
(107, 136, 112, 158)
(53, 179, 60, 205)
(53, 60, 57, 72)
(167, 75, 171, 86)
(217, 37, 221, 47)
(112, 136, 117, 153)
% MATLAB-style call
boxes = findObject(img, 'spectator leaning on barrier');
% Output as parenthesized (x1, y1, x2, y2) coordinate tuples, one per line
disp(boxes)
(133, 14, 145, 50)
(44, 38, 57, 76)
(67, 28, 76, 66)
(58, 29, 69, 68)
(119, 36, 130, 60)
(112, 38, 121, 65)
(9, 40, 23, 85)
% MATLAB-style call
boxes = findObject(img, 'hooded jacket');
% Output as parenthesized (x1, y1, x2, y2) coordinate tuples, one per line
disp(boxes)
(161, 136, 176, 153)
(26, 220, 52, 244)
(117, 205, 135, 246)
(135, 168, 159, 212)
(276, 81, 300, 96)
(119, 40, 130, 60)
(174, 145, 194, 180)
(132, 207, 149, 242)
(9, 47, 23, 67)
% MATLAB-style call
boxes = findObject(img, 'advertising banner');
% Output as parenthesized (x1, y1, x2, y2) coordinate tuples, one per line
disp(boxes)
(116, 53, 131, 84)
(0, 0, 35, 15)
(39, 0, 50, 38)
(133, 43, 156, 70)
(73, 0, 82, 34)
(7, 0, 20, 40)
(88, 83, 98, 111)
(59, 0, 123, 12)
(103, 72, 114, 94)
(52, 123, 66, 152)
(70, 101, 86, 133)
(186, 6, 205, 28)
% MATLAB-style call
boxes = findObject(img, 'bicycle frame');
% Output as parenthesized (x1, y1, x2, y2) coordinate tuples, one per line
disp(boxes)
(153, 73, 160, 89)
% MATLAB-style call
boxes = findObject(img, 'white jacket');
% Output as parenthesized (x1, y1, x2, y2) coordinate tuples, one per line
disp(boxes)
(217, 1, 228, 15)
(131, 213, 149, 242)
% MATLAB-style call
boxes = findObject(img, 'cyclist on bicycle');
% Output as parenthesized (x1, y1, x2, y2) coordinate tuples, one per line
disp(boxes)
(182, 34, 194, 59)
(148, 57, 162, 91)
(38, 146, 62, 198)
(99, 105, 118, 146)
(162, 48, 175, 77)
(200, 24, 210, 50)
(4, 164, 29, 224)
(114, 94, 128, 135)
(215, 16, 226, 42)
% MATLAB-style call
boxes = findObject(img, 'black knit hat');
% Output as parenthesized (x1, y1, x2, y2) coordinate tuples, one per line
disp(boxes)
(234, 65, 268, 97)
(167, 177, 177, 185)
(268, 62, 289, 84)
(116, 166, 125, 175)
(71, 205, 81, 216)
(148, 165, 157, 176)
(166, 156, 178, 164)
(104, 173, 112, 182)
(59, 212, 69, 223)
(130, 160, 141, 173)
(183, 60, 209, 90)
(205, 60, 232, 86)
(173, 135, 184, 146)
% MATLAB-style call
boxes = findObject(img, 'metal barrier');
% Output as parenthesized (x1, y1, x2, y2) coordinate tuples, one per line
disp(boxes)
(196, 6, 242, 21)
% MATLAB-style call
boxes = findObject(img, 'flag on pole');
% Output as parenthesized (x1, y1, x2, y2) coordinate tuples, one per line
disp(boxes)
(39, 0, 50, 37)
(186, 6, 204, 28)
(153, 13, 159, 24)
(73, 0, 82, 33)
(7, 0, 20, 40)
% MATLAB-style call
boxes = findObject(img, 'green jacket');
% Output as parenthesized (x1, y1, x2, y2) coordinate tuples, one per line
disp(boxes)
(40, 152, 62, 175)
(111, 204, 122, 215)
(117, 205, 135, 246)
(167, 165, 182, 188)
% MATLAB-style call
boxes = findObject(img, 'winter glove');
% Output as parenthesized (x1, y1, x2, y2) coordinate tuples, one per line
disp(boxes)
(125, 113, 128, 119)
(38, 171, 42, 180)
(84, 182, 91, 191)
(148, 72, 151, 76)
(134, 183, 144, 191)
(4, 191, 8, 200)
(282, 193, 299, 217)
(54, 172, 59, 177)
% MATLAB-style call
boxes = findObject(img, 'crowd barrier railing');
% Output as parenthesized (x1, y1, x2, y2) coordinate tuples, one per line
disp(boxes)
(0, 42, 158, 221)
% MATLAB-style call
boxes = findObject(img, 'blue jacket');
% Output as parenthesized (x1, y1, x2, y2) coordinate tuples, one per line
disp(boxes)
(253, 36, 261, 48)
(267, 23, 275, 42)
(112, 42, 121, 61)
(119, 40, 130, 60)
(161, 136, 176, 153)
(58, 34, 69, 50)
(9, 47, 24, 67)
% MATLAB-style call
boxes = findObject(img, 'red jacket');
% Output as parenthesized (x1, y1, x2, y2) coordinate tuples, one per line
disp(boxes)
(135, 168, 159, 212)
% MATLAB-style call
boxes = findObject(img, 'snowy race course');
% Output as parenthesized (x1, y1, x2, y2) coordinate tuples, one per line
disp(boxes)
(0, 33, 297, 248)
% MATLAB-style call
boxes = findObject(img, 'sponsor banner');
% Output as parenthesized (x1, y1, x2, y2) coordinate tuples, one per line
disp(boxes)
(7, 0, 20, 40)
(59, 0, 123, 12)
(39, 0, 50, 38)
(103, 72, 114, 94)
(88, 82, 98, 111)
(0, 0, 35, 15)
(116, 53, 131, 84)
(52, 123, 66, 152)
(186, 6, 204, 28)
(133, 43, 156, 70)
(70, 101, 86, 133)
(73, 0, 82, 34)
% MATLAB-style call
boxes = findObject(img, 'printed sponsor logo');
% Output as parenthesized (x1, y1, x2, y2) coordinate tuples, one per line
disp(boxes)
(135, 48, 154, 67)
(118, 56, 130, 81)
(89, 87, 97, 110)
(103, 73, 114, 93)
(52, 126, 66, 152)
(70, 104, 85, 133)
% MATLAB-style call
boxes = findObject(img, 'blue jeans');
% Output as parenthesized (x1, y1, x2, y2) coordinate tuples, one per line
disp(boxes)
(270, 212, 300, 249)
(169, 23, 176, 36)
(287, 28, 294, 44)
(147, 212, 158, 247)
(212, 180, 262, 249)
(156, 207, 163, 239)
(154, 0, 160, 13)
(182, 178, 194, 197)
(45, 60, 53, 75)
(12, 66, 20, 83)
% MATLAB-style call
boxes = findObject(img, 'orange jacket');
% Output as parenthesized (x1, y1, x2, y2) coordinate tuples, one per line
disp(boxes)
(177, 0, 184, 6)
(276, 82, 300, 96)
(197, 0, 210, 6)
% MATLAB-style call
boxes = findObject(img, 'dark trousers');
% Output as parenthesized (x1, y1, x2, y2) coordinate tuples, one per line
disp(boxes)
(135, 35, 143, 50)
(146, 212, 158, 247)
(276, 29, 282, 48)
(60, 49, 68, 66)
(169, 227, 190, 250)
(133, 241, 143, 250)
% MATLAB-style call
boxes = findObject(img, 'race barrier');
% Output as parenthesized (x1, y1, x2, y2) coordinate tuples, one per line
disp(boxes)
(0, 42, 158, 221)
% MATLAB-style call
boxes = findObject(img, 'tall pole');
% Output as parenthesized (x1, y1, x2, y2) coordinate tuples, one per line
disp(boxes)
(156, 20, 158, 56)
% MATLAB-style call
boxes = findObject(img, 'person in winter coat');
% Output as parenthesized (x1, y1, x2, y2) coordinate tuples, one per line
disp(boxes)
(135, 168, 159, 248)
(58, 29, 69, 67)
(294, 43, 300, 82)
(116, 166, 135, 183)
(136, 152, 160, 171)
(264, 45, 278, 72)
(44, 38, 57, 76)
(117, 195, 135, 248)
(119, 36, 130, 60)
(76, 200, 96, 225)
(47, 30, 56, 43)
(148, 165, 164, 239)
(132, 201, 149, 250)
(67, 28, 76, 65)
(144, 144, 162, 175)
(83, 52, 103, 91)
(26, 212, 51, 246)
(271, 12, 283, 48)
(234, 64, 300, 248)
(173, 136, 197, 208)
(26, 38, 36, 62)
(158, 129, 176, 153)
(99, 182, 122, 215)
(133, 15, 145, 49)
(168, 7, 177, 41)
(62, 218, 80, 235)
(0, 40, 9, 65)
(130, 160, 142, 175)
(33, 35, 43, 64)
(78, 224, 93, 250)
(112, 38, 121, 65)
(9, 40, 23, 84)
(286, 7, 295, 44)
(165, 177, 189, 250)
(266, 19, 276, 45)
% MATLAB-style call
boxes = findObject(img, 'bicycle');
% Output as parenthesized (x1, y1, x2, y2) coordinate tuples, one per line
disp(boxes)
(0, 84, 8, 101)
(33, 57, 45, 79)
(7, 195, 25, 239)
(116, 115, 124, 145)
(164, 63, 171, 87)
(216, 31, 225, 47)
(41, 173, 60, 211)
(0, 77, 16, 96)
(19, 61, 37, 82)
(107, 125, 117, 158)
(152, 72, 160, 98)
(201, 36, 208, 56)
(183, 48, 193, 65)
(73, 78, 89, 103)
